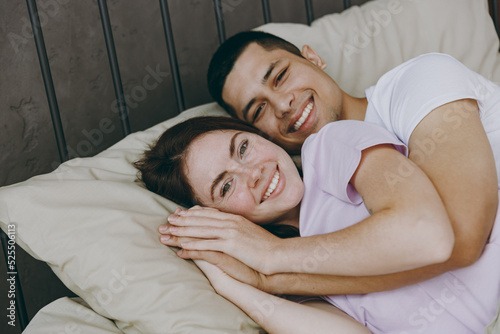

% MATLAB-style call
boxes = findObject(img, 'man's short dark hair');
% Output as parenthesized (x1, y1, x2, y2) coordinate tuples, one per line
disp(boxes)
(207, 31, 302, 117)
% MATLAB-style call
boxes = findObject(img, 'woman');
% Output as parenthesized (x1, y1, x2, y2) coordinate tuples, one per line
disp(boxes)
(135, 116, 500, 333)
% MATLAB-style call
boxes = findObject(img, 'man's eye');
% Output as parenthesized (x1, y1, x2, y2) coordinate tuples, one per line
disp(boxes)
(252, 105, 264, 123)
(276, 68, 287, 86)
(239, 140, 248, 157)
(221, 180, 232, 197)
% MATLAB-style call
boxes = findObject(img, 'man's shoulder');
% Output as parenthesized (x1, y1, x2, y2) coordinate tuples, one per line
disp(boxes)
(368, 52, 472, 108)
(379, 53, 462, 86)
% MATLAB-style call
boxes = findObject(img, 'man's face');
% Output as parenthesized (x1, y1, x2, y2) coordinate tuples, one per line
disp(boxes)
(222, 43, 343, 153)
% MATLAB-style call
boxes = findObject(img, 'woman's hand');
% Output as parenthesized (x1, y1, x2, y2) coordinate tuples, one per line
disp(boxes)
(159, 206, 285, 275)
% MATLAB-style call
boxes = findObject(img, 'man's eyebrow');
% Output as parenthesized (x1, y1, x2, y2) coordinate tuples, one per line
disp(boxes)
(262, 60, 280, 84)
(242, 98, 256, 122)
(242, 60, 281, 122)
(210, 132, 242, 201)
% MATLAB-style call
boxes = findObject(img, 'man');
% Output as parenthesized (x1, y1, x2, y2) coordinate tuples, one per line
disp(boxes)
(165, 31, 499, 295)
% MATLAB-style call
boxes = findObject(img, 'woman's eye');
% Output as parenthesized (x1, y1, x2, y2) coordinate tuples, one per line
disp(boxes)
(239, 140, 248, 157)
(221, 180, 232, 197)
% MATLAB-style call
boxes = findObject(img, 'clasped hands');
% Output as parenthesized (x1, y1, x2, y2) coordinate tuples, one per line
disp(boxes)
(158, 206, 285, 289)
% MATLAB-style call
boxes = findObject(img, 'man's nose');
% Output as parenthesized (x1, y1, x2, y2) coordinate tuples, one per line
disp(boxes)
(274, 92, 294, 119)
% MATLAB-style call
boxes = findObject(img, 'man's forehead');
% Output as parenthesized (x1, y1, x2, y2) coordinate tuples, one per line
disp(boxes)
(222, 43, 283, 117)
(235, 43, 285, 75)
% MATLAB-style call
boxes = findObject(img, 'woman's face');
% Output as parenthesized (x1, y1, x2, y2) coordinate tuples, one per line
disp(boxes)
(184, 130, 304, 224)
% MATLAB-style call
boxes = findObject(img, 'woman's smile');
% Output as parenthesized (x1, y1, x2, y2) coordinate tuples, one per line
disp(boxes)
(184, 129, 303, 224)
(262, 168, 280, 202)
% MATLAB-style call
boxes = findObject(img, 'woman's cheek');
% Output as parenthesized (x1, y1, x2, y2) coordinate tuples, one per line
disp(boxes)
(229, 193, 255, 217)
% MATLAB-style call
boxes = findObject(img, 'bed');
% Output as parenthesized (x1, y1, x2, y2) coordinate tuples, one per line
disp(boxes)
(1, 0, 500, 333)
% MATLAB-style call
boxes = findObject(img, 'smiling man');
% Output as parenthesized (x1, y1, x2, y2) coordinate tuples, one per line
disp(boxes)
(212, 41, 357, 153)
(201, 31, 500, 295)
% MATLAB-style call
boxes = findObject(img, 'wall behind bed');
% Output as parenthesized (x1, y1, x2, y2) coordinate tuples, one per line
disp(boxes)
(0, 1, 369, 333)
(1, 0, 367, 188)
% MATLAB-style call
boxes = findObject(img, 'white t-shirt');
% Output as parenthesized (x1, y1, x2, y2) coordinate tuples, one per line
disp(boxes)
(364, 53, 500, 180)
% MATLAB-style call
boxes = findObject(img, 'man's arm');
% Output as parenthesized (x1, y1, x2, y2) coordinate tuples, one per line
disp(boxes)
(263, 99, 499, 294)
(194, 260, 370, 334)
(178, 250, 456, 295)
(408, 99, 497, 267)
(268, 144, 454, 276)
(166, 143, 455, 277)
(263, 99, 498, 294)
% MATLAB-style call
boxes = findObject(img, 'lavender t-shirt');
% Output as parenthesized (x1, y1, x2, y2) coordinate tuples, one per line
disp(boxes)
(300, 120, 500, 334)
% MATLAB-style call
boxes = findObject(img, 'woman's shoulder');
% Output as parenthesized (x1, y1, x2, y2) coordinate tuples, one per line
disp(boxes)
(303, 120, 402, 153)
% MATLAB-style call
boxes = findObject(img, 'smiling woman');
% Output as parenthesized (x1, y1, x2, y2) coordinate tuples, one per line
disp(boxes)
(135, 116, 303, 238)
(134, 116, 303, 237)
(184, 128, 303, 224)
(136, 114, 500, 333)
(134, 116, 262, 209)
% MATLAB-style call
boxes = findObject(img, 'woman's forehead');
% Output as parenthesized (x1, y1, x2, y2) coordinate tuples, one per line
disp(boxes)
(183, 131, 235, 206)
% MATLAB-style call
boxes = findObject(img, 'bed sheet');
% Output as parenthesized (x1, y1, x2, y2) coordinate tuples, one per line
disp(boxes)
(1, 0, 499, 333)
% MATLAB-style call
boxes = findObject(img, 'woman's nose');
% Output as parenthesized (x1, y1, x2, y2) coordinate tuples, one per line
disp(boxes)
(244, 165, 262, 188)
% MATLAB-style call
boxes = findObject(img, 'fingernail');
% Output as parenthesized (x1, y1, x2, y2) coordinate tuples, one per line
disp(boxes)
(161, 235, 170, 242)
(158, 225, 168, 233)
(168, 214, 178, 222)
(178, 210, 187, 216)
(177, 249, 183, 256)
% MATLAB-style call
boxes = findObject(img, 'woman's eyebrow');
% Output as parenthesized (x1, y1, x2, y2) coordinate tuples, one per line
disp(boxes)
(210, 171, 228, 202)
(229, 131, 243, 157)
(210, 131, 243, 201)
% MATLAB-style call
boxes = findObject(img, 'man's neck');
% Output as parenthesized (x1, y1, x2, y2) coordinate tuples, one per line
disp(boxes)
(341, 94, 368, 121)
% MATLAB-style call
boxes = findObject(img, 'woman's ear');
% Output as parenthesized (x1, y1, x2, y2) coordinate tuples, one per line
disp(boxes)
(301, 45, 327, 70)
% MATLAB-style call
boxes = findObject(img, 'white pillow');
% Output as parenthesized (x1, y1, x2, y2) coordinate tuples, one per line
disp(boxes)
(24, 297, 123, 334)
(258, 0, 500, 96)
(0, 105, 264, 333)
(1, 0, 499, 332)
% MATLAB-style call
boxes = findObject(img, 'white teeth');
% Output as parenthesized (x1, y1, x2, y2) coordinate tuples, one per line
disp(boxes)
(263, 170, 280, 201)
(293, 101, 313, 131)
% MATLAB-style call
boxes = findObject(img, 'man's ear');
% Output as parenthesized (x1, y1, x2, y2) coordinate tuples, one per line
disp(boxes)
(301, 45, 327, 70)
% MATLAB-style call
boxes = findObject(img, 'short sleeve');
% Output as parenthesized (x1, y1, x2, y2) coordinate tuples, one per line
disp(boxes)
(301, 121, 407, 204)
(366, 53, 482, 144)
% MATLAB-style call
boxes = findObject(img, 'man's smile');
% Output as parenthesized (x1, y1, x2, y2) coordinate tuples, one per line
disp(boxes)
(287, 96, 315, 134)
(293, 100, 314, 131)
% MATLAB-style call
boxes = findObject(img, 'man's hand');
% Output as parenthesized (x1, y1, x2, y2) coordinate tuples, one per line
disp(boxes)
(180, 250, 268, 290)
(159, 206, 285, 275)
